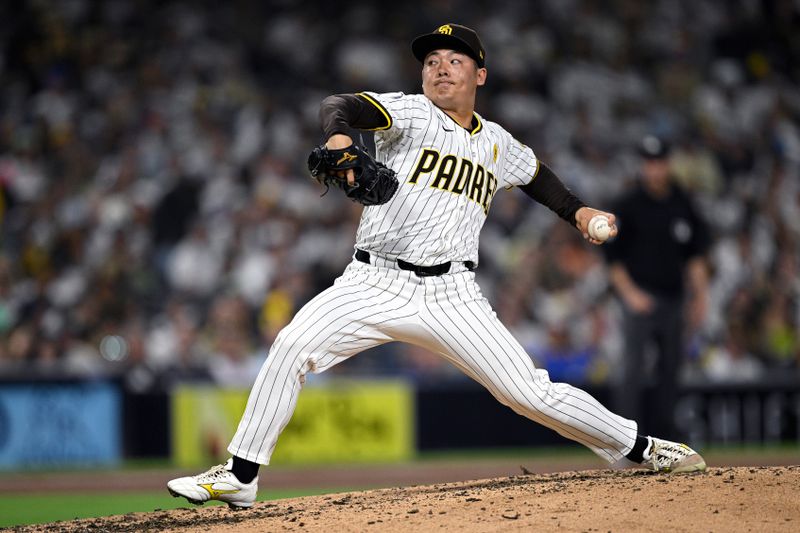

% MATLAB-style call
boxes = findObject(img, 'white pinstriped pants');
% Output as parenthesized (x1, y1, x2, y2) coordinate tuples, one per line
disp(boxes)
(228, 260, 637, 465)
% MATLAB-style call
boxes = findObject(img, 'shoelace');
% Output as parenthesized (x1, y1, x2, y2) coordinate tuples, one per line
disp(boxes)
(648, 441, 691, 471)
(197, 463, 230, 483)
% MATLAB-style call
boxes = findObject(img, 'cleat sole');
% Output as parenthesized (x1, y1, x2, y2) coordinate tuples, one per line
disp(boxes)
(168, 488, 205, 506)
(168, 487, 252, 509)
(229, 504, 254, 510)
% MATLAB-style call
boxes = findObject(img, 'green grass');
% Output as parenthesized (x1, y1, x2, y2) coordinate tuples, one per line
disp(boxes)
(0, 459, 171, 478)
(0, 487, 349, 528)
(701, 441, 799, 454)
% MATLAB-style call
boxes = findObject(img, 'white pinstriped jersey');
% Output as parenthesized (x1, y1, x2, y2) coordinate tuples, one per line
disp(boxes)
(225, 92, 639, 471)
(355, 91, 540, 267)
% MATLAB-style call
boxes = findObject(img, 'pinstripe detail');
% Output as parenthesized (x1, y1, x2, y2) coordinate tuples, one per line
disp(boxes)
(228, 263, 636, 465)
(455, 278, 635, 458)
(417, 309, 605, 456)
(434, 277, 622, 459)
(256, 304, 421, 460)
(230, 264, 422, 463)
(232, 272, 395, 458)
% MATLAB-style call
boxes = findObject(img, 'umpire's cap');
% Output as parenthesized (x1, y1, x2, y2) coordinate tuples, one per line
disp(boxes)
(638, 135, 671, 159)
(412, 23, 486, 68)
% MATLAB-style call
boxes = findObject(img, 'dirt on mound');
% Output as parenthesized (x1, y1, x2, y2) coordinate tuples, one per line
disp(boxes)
(12, 466, 799, 533)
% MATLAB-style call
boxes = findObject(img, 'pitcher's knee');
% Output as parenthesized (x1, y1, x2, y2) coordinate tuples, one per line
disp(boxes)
(260, 330, 314, 376)
(273, 323, 301, 349)
(272, 325, 314, 360)
(532, 367, 555, 387)
(494, 375, 565, 419)
(495, 390, 536, 415)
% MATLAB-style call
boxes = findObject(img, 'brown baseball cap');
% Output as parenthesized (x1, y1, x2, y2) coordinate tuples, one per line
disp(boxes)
(411, 23, 486, 68)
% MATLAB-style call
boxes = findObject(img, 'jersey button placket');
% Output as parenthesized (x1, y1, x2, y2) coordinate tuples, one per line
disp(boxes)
(461, 137, 471, 214)
(469, 132, 480, 159)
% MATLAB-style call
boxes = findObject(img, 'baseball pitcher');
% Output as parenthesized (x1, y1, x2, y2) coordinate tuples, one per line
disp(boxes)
(168, 23, 706, 509)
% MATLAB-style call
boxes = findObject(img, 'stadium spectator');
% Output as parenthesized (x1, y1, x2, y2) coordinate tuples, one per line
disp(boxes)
(0, 0, 797, 392)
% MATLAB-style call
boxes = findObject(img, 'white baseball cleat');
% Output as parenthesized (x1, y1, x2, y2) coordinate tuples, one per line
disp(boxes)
(642, 437, 706, 473)
(167, 459, 258, 509)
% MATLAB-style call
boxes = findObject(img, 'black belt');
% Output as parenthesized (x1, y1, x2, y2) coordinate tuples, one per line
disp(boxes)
(355, 249, 475, 277)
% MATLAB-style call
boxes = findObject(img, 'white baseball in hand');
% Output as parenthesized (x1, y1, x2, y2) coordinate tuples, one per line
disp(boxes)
(588, 215, 612, 241)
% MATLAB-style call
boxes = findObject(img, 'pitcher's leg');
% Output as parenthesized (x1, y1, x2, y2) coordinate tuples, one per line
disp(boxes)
(653, 299, 684, 439)
(419, 276, 637, 463)
(614, 308, 650, 427)
(229, 264, 418, 464)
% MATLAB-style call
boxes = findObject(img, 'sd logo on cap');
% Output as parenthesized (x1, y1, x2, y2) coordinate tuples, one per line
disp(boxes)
(411, 23, 486, 68)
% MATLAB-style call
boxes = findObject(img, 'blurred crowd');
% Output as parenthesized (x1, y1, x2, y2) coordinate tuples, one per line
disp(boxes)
(1, 0, 799, 390)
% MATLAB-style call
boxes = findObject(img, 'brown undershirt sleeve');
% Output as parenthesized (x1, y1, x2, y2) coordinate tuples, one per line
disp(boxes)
(319, 94, 391, 139)
(519, 162, 586, 225)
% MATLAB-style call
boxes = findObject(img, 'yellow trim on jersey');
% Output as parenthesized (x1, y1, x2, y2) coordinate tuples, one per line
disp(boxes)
(529, 158, 541, 182)
(356, 92, 393, 131)
(470, 113, 482, 135)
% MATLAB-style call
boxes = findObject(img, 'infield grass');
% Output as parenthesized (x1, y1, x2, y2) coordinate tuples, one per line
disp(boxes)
(0, 487, 351, 528)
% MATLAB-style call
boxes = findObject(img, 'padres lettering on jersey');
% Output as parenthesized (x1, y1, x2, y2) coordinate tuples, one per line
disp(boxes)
(408, 149, 498, 216)
(354, 92, 539, 267)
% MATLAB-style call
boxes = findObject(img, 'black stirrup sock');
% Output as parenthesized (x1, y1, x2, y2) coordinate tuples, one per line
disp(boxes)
(625, 435, 650, 463)
(231, 456, 260, 484)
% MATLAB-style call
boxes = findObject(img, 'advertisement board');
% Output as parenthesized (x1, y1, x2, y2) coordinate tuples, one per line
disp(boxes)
(0, 382, 121, 469)
(172, 380, 414, 466)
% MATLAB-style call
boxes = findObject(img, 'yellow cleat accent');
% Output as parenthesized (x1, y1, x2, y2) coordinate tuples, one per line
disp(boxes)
(199, 483, 240, 499)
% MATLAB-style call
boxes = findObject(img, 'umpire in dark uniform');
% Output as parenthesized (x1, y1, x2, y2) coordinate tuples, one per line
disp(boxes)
(604, 135, 710, 440)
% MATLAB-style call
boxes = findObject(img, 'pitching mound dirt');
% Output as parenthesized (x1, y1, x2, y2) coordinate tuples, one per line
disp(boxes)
(12, 466, 799, 532)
